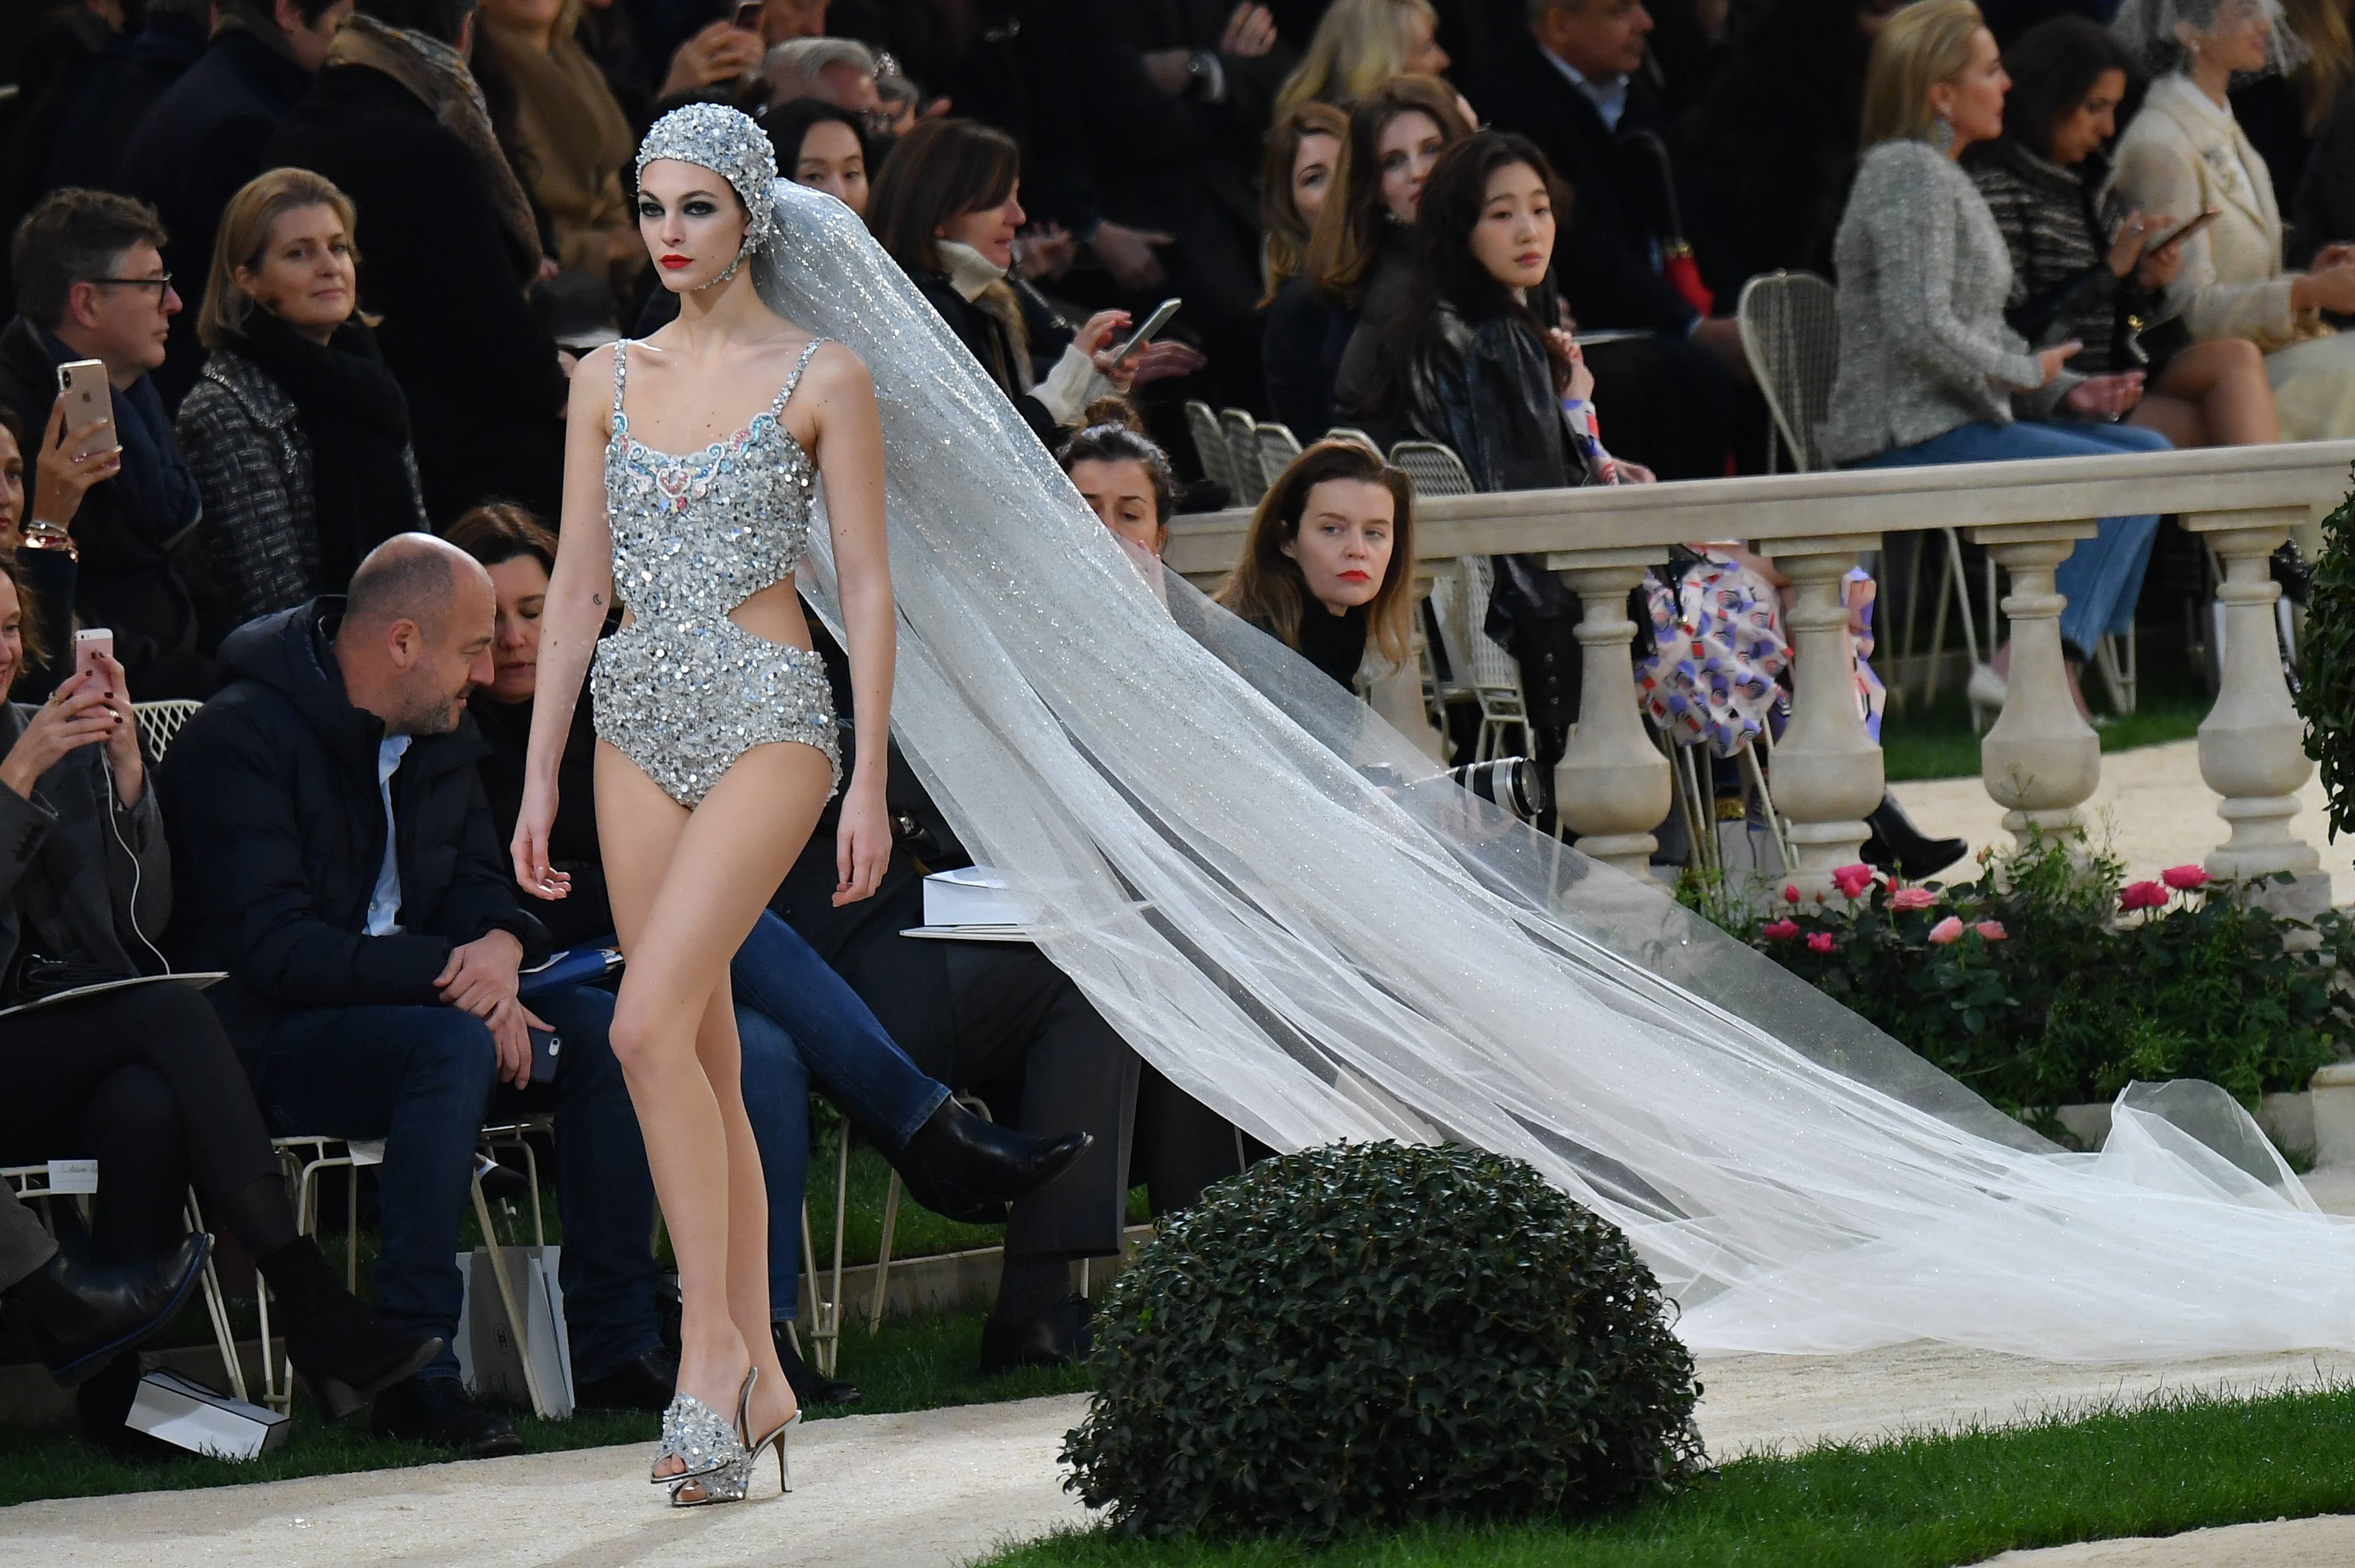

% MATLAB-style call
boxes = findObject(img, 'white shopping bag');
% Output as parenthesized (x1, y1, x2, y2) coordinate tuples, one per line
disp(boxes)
(453, 1244, 573, 1420)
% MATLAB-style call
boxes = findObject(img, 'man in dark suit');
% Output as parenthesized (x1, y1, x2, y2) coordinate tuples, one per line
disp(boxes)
(1467, 0, 1748, 478)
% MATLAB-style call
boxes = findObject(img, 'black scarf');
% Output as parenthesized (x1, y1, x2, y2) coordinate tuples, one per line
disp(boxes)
(232, 310, 418, 592)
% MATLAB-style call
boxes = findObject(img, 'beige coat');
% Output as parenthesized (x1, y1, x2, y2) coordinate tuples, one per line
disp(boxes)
(478, 11, 637, 281)
(2110, 73, 2324, 352)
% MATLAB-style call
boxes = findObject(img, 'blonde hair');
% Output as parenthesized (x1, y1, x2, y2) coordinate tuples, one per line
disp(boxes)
(1260, 101, 1349, 304)
(1859, 0, 1989, 147)
(199, 167, 362, 349)
(1274, 0, 1441, 118)
(2287, 0, 2355, 131)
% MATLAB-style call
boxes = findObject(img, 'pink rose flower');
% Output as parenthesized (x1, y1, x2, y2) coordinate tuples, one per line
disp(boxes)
(1762, 919, 1800, 940)
(2119, 880, 2168, 912)
(1891, 886, 1937, 912)
(1805, 931, 1837, 953)
(2160, 864, 2208, 892)
(1928, 915, 1965, 945)
(1783, 885, 1800, 905)
(1974, 920, 2006, 941)
(1830, 862, 1877, 900)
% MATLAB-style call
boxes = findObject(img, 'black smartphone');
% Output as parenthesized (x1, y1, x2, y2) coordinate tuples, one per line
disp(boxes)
(529, 1027, 563, 1083)
(2138, 209, 2219, 261)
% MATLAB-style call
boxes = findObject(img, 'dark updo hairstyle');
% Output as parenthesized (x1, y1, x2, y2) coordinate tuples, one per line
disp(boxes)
(444, 501, 559, 575)
(1999, 16, 2137, 161)
(1058, 423, 1179, 535)
(865, 117, 1020, 278)
(1215, 439, 1417, 672)
(1300, 74, 1470, 309)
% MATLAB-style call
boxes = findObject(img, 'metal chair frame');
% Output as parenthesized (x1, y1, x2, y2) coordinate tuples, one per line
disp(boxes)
(1254, 420, 1303, 483)
(1220, 408, 1268, 503)
(1183, 401, 1235, 496)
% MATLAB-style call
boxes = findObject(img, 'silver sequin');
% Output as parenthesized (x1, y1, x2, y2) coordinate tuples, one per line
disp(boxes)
(592, 337, 841, 807)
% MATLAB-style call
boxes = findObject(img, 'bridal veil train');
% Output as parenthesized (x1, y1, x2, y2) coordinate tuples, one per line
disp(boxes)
(754, 178, 2355, 1362)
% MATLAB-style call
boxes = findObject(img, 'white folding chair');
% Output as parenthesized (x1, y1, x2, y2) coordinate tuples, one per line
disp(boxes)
(131, 698, 204, 760)
(1183, 401, 1235, 497)
(1388, 439, 1477, 499)
(1324, 426, 1381, 453)
(1254, 421, 1303, 484)
(1220, 408, 1267, 503)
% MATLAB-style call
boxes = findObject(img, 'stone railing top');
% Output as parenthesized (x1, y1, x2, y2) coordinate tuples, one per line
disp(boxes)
(1163, 438, 2355, 582)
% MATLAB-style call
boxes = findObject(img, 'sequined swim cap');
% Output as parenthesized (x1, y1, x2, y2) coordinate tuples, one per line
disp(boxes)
(635, 102, 782, 262)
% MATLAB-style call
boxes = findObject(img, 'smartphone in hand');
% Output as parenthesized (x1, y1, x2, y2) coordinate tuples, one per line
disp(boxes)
(55, 359, 110, 459)
(73, 627, 114, 696)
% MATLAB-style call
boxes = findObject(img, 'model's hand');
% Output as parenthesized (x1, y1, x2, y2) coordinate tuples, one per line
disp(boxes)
(487, 995, 551, 1088)
(88, 652, 142, 804)
(833, 774, 890, 906)
(512, 780, 570, 900)
(34, 392, 120, 536)
(0, 671, 116, 801)
(438, 928, 525, 1018)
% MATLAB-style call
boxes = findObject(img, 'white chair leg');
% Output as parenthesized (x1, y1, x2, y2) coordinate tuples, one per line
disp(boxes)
(470, 1173, 548, 1418)
(185, 1191, 250, 1404)
(867, 1172, 902, 1334)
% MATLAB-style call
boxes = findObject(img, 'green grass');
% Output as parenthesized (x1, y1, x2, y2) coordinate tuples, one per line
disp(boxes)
(0, 1306, 1092, 1507)
(983, 1383, 2355, 1568)
(1882, 691, 2209, 783)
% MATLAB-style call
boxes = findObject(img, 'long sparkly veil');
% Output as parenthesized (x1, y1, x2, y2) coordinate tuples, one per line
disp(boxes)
(756, 178, 2355, 1359)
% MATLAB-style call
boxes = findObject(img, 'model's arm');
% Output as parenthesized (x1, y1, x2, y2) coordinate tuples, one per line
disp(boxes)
(805, 343, 895, 907)
(513, 347, 618, 901)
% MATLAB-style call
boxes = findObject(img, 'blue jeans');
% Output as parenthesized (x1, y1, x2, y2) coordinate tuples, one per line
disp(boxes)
(1851, 419, 2171, 655)
(729, 910, 947, 1320)
(247, 984, 660, 1384)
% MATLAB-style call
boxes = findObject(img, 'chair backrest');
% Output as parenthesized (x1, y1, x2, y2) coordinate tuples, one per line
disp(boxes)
(1220, 408, 1267, 503)
(1323, 426, 1380, 453)
(1255, 421, 1303, 484)
(1735, 271, 1839, 474)
(1424, 564, 1475, 698)
(1184, 400, 1235, 496)
(1390, 440, 1478, 498)
(1442, 555, 1523, 694)
(134, 698, 206, 760)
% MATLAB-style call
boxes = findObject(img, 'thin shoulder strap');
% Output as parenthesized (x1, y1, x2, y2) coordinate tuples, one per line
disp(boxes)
(769, 338, 828, 417)
(610, 339, 632, 419)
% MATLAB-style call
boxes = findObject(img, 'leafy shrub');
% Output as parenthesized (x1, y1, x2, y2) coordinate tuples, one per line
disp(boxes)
(2299, 462, 2355, 834)
(1060, 1141, 1705, 1542)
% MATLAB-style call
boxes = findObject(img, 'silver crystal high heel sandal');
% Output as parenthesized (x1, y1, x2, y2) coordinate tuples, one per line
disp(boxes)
(745, 1406, 801, 1495)
(653, 1370, 753, 1505)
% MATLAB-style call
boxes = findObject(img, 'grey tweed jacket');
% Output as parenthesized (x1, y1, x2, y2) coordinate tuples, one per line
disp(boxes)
(1822, 138, 2075, 464)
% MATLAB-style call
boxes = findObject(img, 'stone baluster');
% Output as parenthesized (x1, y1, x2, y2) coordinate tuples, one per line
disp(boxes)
(1967, 523, 2102, 849)
(1763, 537, 1885, 893)
(1551, 547, 1671, 882)
(2180, 506, 2328, 920)
(1368, 571, 1446, 763)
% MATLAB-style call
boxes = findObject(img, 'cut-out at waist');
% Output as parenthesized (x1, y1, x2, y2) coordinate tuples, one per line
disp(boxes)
(613, 581, 814, 653)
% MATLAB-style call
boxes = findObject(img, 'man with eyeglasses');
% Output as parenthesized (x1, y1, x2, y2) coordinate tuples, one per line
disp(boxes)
(0, 188, 223, 699)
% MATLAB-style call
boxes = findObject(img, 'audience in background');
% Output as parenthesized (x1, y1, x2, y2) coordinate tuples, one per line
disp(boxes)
(158, 534, 662, 1458)
(0, 400, 96, 686)
(762, 98, 874, 216)
(178, 168, 429, 629)
(1216, 437, 1417, 691)
(2228, 0, 2351, 209)
(0, 189, 222, 698)
(575, 0, 762, 129)
(120, 0, 355, 409)
(1061, 421, 1180, 558)
(1972, 17, 2280, 449)
(264, 0, 569, 523)
(2113, 0, 2355, 442)
(43, 0, 214, 195)
(1275, 0, 1451, 115)
(1258, 100, 1355, 435)
(473, 0, 644, 297)
(762, 35, 885, 122)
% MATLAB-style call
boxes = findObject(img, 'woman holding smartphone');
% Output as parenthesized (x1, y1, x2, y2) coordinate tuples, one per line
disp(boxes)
(0, 397, 109, 697)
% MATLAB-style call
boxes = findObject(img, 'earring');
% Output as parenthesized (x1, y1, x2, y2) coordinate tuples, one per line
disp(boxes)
(695, 239, 752, 289)
(1930, 112, 1955, 147)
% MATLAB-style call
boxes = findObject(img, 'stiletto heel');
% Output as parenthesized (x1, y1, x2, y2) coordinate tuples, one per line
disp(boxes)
(746, 1407, 800, 1494)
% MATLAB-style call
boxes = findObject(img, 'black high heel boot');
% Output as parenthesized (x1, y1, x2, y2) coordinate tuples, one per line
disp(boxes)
(257, 1237, 443, 1422)
(1862, 794, 1969, 882)
(893, 1100, 1092, 1225)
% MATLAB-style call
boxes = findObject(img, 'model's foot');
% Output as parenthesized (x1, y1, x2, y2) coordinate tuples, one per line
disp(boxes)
(653, 1342, 751, 1482)
(895, 1100, 1093, 1223)
(371, 1375, 524, 1458)
(15, 1233, 211, 1387)
(577, 1346, 681, 1413)
(979, 1294, 1093, 1376)
(773, 1326, 860, 1406)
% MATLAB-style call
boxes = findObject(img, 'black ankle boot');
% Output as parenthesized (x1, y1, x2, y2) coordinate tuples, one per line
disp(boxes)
(9, 1232, 210, 1387)
(893, 1101, 1091, 1225)
(1862, 794, 1969, 882)
(257, 1238, 442, 1422)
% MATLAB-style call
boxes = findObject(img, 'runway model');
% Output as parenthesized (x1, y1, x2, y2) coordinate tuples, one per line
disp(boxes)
(513, 104, 889, 1505)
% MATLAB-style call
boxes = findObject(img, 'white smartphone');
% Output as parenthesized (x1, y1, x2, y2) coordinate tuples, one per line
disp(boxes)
(1107, 298, 1181, 366)
(73, 627, 113, 693)
(55, 359, 109, 460)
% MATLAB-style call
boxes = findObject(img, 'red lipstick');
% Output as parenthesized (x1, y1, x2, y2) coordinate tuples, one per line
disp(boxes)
(660, 254, 693, 270)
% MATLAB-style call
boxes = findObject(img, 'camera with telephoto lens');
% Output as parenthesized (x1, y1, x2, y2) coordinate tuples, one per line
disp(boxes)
(1446, 757, 1544, 824)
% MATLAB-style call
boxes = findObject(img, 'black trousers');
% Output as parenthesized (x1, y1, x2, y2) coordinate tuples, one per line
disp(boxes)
(0, 984, 280, 1267)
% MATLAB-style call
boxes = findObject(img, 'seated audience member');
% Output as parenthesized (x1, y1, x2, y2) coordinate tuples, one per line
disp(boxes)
(42, 0, 212, 195)
(574, 0, 763, 131)
(1972, 17, 2278, 448)
(0, 550, 436, 1444)
(1215, 439, 1418, 692)
(1274, 0, 1451, 117)
(1259, 101, 1349, 434)
(178, 168, 430, 630)
(0, 403, 95, 691)
(1466, 0, 1744, 479)
(472, 0, 643, 295)
(0, 190, 222, 698)
(1294, 76, 1471, 435)
(263, 0, 570, 523)
(117, 0, 351, 408)
(1826, 0, 2167, 698)
(2111, 0, 2355, 441)
(762, 99, 875, 216)
(762, 36, 886, 120)
(1, 1187, 210, 1394)
(1060, 421, 1179, 558)
(445, 506, 1096, 1394)
(867, 120, 1198, 447)
(157, 535, 664, 1456)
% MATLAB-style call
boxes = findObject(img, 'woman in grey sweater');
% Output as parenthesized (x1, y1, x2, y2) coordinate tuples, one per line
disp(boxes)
(1826, 0, 2169, 677)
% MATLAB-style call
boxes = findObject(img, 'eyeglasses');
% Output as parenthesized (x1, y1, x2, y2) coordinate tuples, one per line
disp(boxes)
(88, 273, 174, 297)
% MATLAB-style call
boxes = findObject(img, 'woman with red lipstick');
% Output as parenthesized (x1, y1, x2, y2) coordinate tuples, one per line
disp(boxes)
(177, 167, 428, 627)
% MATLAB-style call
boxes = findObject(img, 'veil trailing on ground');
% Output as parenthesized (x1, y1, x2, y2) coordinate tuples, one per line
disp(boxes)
(756, 180, 2355, 1361)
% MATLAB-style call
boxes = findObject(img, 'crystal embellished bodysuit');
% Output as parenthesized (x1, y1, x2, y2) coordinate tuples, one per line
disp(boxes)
(593, 338, 841, 807)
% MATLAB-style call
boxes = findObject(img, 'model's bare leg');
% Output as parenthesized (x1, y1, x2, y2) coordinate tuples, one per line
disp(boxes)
(598, 738, 828, 1469)
(2138, 337, 2281, 447)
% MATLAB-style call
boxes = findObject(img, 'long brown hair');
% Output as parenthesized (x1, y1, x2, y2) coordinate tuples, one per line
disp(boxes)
(1300, 75, 1470, 308)
(865, 117, 1020, 278)
(0, 550, 47, 678)
(1216, 439, 1417, 671)
(201, 167, 364, 349)
(1260, 101, 1349, 305)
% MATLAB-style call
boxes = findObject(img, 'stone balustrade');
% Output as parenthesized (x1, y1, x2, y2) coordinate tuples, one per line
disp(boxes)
(1163, 440, 2355, 897)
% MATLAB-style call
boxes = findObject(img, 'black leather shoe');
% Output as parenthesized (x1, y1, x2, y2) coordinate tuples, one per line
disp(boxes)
(370, 1375, 525, 1458)
(1862, 794, 1969, 882)
(775, 1326, 861, 1407)
(979, 1295, 1092, 1376)
(575, 1346, 679, 1413)
(16, 1232, 211, 1388)
(895, 1100, 1092, 1225)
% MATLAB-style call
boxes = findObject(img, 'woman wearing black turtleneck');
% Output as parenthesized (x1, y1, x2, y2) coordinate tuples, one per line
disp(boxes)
(176, 167, 426, 626)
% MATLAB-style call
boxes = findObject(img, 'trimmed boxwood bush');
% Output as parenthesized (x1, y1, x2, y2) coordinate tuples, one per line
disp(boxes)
(1060, 1140, 1705, 1542)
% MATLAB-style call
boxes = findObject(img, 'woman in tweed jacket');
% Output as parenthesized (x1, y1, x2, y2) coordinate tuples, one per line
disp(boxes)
(1972, 17, 2278, 448)
(1825, 0, 2171, 688)
(175, 169, 427, 628)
